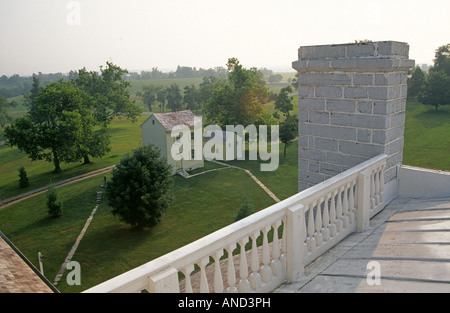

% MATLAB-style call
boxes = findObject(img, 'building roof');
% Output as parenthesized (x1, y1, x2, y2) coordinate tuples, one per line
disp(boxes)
(150, 110, 201, 131)
(0, 232, 57, 293)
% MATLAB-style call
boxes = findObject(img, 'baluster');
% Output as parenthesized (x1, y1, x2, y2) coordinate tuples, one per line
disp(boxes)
(226, 243, 238, 293)
(342, 184, 350, 229)
(379, 164, 385, 203)
(306, 203, 316, 252)
(322, 195, 330, 242)
(280, 217, 287, 270)
(249, 231, 262, 290)
(370, 170, 375, 210)
(260, 226, 272, 283)
(199, 257, 210, 293)
(182, 264, 195, 293)
(314, 200, 323, 246)
(329, 191, 337, 237)
(348, 181, 355, 224)
(271, 220, 282, 276)
(238, 238, 250, 292)
(213, 250, 224, 293)
(336, 187, 343, 232)
(374, 167, 380, 205)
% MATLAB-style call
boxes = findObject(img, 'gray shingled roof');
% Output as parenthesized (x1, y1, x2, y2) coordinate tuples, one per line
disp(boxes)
(152, 110, 201, 131)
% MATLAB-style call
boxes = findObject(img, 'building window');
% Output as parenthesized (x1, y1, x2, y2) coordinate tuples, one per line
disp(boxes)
(152, 120, 155, 124)
(191, 149, 195, 159)
(191, 132, 194, 140)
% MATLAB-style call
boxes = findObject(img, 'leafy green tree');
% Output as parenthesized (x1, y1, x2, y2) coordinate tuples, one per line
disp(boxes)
(47, 185, 63, 218)
(166, 84, 183, 112)
(204, 58, 270, 127)
(183, 84, 200, 111)
(279, 114, 298, 158)
(418, 71, 450, 111)
(140, 84, 158, 112)
(430, 44, 450, 76)
(157, 87, 167, 112)
(274, 86, 294, 118)
(73, 62, 142, 163)
(75, 62, 142, 126)
(0, 95, 13, 127)
(418, 44, 450, 111)
(407, 67, 426, 98)
(18, 167, 29, 188)
(4, 81, 86, 172)
(23, 75, 42, 111)
(235, 196, 254, 221)
(106, 144, 174, 228)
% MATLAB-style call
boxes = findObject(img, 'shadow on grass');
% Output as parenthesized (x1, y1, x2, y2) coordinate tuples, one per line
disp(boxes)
(416, 106, 450, 128)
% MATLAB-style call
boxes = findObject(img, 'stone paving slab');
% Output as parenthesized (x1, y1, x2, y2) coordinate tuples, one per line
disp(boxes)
(275, 196, 450, 293)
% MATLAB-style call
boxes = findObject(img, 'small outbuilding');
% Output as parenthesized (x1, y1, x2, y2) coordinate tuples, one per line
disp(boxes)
(141, 110, 204, 173)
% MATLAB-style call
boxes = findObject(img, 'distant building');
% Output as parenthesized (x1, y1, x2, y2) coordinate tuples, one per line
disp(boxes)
(141, 110, 204, 173)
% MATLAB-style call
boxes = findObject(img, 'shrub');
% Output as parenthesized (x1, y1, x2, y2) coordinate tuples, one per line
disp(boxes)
(235, 196, 254, 221)
(18, 167, 29, 188)
(47, 185, 63, 218)
(106, 144, 174, 228)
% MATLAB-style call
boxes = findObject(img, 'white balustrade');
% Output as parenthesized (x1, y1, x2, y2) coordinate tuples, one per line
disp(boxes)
(84, 154, 388, 293)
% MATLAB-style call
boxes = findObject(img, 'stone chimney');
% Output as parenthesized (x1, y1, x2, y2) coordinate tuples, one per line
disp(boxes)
(292, 41, 414, 194)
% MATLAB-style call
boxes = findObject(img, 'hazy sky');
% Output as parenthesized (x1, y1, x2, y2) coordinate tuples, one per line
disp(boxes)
(1, 0, 449, 76)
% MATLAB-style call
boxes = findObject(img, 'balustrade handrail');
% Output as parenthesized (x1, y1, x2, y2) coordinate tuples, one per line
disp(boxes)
(84, 154, 388, 293)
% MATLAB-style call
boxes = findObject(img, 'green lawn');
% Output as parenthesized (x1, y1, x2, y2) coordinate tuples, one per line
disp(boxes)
(0, 155, 286, 292)
(403, 98, 450, 171)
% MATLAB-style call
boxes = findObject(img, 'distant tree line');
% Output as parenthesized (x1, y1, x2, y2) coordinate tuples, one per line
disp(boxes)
(408, 44, 450, 111)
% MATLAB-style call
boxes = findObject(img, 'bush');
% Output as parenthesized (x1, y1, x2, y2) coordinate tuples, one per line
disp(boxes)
(235, 196, 254, 221)
(106, 144, 174, 228)
(47, 185, 63, 218)
(18, 166, 29, 188)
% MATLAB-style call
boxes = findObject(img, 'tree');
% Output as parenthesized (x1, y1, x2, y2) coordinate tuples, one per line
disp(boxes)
(140, 84, 158, 112)
(279, 114, 298, 157)
(157, 87, 167, 112)
(47, 185, 63, 218)
(430, 44, 450, 76)
(23, 75, 42, 111)
(73, 62, 142, 163)
(18, 167, 29, 188)
(418, 71, 450, 111)
(166, 84, 183, 112)
(204, 58, 270, 127)
(75, 62, 142, 126)
(418, 44, 450, 111)
(105, 145, 174, 228)
(268, 74, 283, 83)
(407, 67, 425, 98)
(0, 95, 13, 127)
(4, 81, 86, 172)
(183, 84, 200, 111)
(235, 196, 254, 221)
(274, 86, 294, 117)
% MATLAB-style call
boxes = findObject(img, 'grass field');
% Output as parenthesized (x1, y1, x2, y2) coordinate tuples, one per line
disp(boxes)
(0, 144, 296, 293)
(403, 98, 450, 171)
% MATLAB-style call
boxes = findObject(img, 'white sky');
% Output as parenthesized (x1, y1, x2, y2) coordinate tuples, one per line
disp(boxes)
(0, 0, 449, 76)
